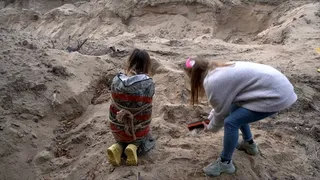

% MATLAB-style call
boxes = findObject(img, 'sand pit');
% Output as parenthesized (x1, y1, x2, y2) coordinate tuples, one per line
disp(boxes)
(0, 0, 320, 180)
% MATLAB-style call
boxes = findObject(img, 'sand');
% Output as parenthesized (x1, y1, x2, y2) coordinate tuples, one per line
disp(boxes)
(0, 0, 319, 180)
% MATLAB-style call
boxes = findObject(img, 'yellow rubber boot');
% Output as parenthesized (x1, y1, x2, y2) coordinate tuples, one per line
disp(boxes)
(107, 143, 123, 166)
(125, 144, 138, 166)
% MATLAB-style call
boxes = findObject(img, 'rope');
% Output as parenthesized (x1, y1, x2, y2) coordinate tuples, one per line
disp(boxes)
(109, 97, 152, 141)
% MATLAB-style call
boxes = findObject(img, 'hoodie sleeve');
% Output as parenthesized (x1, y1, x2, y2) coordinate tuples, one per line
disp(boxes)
(210, 91, 234, 127)
(203, 70, 237, 129)
(206, 109, 223, 132)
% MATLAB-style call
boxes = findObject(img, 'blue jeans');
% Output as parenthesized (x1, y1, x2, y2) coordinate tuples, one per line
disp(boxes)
(220, 104, 276, 161)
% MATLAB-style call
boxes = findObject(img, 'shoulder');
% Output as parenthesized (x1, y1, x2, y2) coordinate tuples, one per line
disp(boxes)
(204, 64, 236, 84)
(203, 62, 250, 91)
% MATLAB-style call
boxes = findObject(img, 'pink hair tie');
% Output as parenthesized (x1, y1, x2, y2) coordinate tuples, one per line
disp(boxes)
(185, 57, 195, 68)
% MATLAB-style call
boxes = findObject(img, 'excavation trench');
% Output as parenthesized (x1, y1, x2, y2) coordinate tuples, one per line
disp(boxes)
(128, 3, 276, 43)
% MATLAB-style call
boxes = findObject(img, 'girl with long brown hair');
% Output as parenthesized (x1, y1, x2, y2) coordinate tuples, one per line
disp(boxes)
(185, 57, 297, 177)
(107, 48, 155, 166)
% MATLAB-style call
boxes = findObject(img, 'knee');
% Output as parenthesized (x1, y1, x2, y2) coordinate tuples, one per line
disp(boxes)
(224, 118, 238, 131)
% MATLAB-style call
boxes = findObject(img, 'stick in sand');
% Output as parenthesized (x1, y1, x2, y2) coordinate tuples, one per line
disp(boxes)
(66, 37, 88, 52)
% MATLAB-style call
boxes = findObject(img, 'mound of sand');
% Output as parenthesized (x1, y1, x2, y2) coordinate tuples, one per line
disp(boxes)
(0, 0, 319, 180)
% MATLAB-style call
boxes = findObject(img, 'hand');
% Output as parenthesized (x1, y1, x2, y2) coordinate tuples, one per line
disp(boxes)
(203, 121, 223, 133)
(202, 121, 209, 132)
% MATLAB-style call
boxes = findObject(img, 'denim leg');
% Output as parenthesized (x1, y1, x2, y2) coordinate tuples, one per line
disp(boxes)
(221, 107, 276, 161)
(239, 124, 253, 141)
(230, 105, 253, 141)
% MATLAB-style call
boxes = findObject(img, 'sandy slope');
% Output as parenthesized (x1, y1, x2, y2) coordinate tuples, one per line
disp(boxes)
(0, 0, 319, 180)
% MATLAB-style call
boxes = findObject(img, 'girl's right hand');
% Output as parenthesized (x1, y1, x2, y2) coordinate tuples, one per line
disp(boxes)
(203, 120, 223, 133)
(202, 121, 209, 132)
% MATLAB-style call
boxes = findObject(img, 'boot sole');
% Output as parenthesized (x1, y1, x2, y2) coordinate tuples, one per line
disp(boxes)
(203, 164, 236, 177)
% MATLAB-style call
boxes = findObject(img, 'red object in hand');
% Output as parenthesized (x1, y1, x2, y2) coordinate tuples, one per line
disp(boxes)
(187, 119, 210, 131)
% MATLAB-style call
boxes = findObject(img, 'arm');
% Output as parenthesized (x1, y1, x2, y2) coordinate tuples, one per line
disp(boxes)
(207, 88, 235, 131)
(206, 109, 223, 133)
(203, 71, 237, 132)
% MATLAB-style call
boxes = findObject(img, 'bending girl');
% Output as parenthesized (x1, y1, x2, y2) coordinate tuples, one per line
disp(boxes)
(185, 58, 297, 177)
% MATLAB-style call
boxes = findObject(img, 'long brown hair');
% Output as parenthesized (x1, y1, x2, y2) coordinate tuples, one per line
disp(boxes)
(126, 48, 151, 76)
(185, 58, 233, 105)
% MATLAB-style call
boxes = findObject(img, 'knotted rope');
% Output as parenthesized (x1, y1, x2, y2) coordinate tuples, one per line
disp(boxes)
(109, 97, 152, 141)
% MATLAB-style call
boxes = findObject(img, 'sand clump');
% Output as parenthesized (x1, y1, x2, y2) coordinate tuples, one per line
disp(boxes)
(0, 0, 320, 180)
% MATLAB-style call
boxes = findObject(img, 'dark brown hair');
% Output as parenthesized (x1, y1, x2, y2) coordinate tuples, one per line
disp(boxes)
(185, 58, 233, 105)
(126, 48, 151, 75)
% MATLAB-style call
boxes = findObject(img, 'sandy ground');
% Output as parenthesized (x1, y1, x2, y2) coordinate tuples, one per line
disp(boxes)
(0, 0, 320, 180)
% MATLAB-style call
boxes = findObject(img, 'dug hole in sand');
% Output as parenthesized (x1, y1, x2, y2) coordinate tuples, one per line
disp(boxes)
(0, 0, 319, 179)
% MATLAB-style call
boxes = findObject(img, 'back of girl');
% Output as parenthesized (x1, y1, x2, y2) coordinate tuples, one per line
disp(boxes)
(107, 49, 155, 166)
